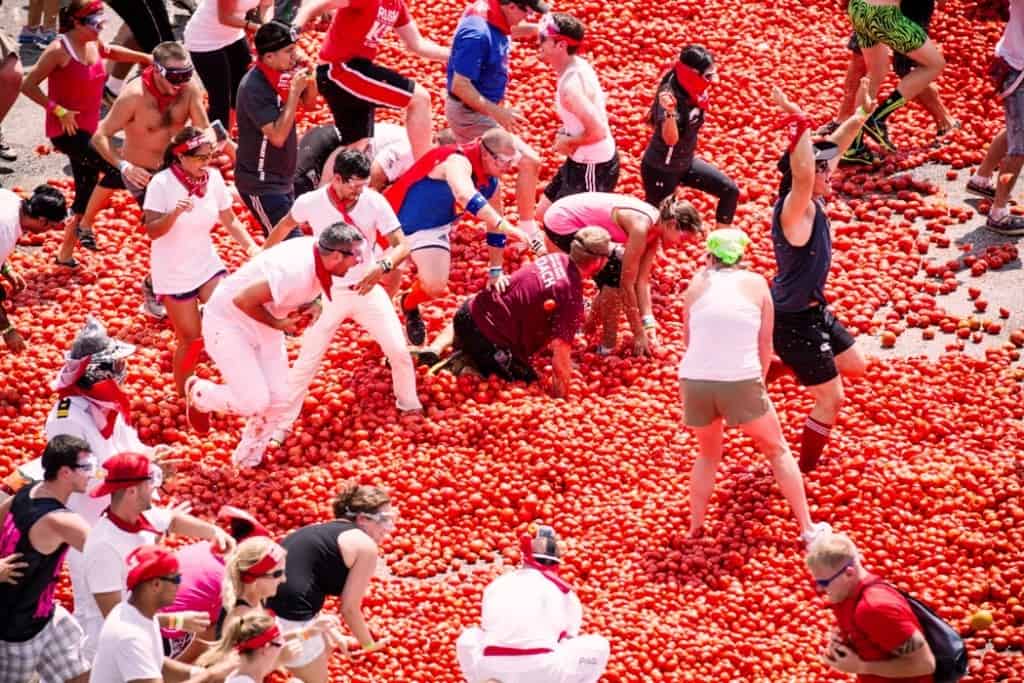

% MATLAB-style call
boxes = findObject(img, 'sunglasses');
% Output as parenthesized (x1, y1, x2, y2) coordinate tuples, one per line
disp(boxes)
(156, 62, 195, 86)
(74, 457, 98, 472)
(481, 140, 517, 168)
(259, 569, 286, 579)
(186, 152, 213, 162)
(270, 640, 285, 648)
(813, 558, 854, 589)
(81, 13, 105, 29)
(159, 574, 183, 585)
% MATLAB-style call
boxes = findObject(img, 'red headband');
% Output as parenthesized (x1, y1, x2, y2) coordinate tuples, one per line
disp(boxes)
(172, 134, 207, 156)
(236, 622, 281, 652)
(539, 17, 582, 47)
(74, 0, 104, 18)
(240, 545, 284, 583)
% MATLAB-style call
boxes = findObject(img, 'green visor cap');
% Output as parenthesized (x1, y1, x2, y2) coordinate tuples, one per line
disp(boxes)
(706, 228, 751, 265)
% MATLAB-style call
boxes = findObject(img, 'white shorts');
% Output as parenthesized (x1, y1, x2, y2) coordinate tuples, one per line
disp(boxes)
(277, 616, 327, 669)
(404, 224, 454, 253)
(0, 605, 91, 683)
(456, 627, 610, 683)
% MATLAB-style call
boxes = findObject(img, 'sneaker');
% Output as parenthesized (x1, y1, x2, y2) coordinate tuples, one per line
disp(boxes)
(966, 178, 996, 200)
(410, 347, 440, 367)
(403, 298, 425, 345)
(816, 121, 840, 137)
(985, 213, 1024, 236)
(841, 144, 876, 166)
(428, 350, 466, 376)
(0, 134, 16, 162)
(183, 376, 210, 434)
(800, 521, 833, 548)
(862, 118, 896, 152)
(141, 280, 167, 318)
(232, 417, 269, 468)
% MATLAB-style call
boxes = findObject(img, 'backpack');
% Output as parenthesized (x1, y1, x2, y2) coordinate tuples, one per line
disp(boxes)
(855, 579, 968, 683)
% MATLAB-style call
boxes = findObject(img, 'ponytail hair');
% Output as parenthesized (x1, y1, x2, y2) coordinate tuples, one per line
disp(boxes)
(657, 195, 702, 235)
(331, 481, 390, 520)
(221, 536, 284, 612)
(196, 609, 278, 667)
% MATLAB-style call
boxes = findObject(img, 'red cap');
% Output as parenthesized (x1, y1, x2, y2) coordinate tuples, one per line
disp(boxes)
(126, 544, 179, 591)
(90, 453, 152, 498)
(218, 505, 270, 541)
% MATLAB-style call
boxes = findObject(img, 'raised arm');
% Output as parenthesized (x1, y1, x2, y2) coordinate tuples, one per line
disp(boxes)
(295, 0, 348, 29)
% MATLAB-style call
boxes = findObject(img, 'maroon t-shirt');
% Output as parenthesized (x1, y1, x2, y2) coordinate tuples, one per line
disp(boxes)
(470, 253, 584, 361)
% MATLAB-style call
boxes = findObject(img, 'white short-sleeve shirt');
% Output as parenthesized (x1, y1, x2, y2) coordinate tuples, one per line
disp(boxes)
(479, 568, 583, 651)
(79, 508, 174, 659)
(91, 602, 165, 683)
(143, 167, 233, 295)
(183, 0, 260, 53)
(289, 186, 400, 290)
(370, 122, 414, 183)
(0, 189, 24, 266)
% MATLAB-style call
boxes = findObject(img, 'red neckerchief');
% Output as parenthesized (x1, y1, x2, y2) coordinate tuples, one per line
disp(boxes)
(326, 184, 355, 224)
(519, 535, 572, 594)
(141, 66, 177, 113)
(103, 506, 159, 534)
(255, 61, 292, 102)
(169, 162, 208, 198)
(383, 142, 491, 215)
(312, 244, 334, 301)
(57, 379, 131, 439)
(462, 0, 511, 35)
(672, 62, 710, 111)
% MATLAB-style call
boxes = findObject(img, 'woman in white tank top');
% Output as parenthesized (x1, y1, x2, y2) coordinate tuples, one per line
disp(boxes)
(678, 229, 829, 546)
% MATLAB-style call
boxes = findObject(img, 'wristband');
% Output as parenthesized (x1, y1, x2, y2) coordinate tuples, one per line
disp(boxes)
(488, 266, 503, 278)
(642, 314, 656, 330)
(856, 105, 870, 119)
(485, 232, 507, 248)
(775, 112, 814, 154)
(1, 263, 10, 276)
(378, 257, 393, 273)
(53, 105, 69, 119)
(465, 192, 488, 216)
(45, 99, 57, 113)
(118, 160, 131, 173)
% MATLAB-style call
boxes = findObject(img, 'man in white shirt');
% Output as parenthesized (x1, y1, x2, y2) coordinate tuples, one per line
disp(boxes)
(0, 185, 68, 352)
(185, 223, 364, 466)
(79, 452, 234, 659)
(533, 13, 618, 224)
(92, 544, 233, 682)
(456, 526, 609, 683)
(262, 149, 421, 449)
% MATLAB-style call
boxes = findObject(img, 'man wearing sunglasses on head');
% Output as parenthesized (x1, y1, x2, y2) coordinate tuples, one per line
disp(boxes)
(185, 223, 364, 467)
(806, 532, 936, 682)
(380, 127, 539, 345)
(768, 84, 871, 474)
(0, 436, 93, 683)
(79, 452, 235, 661)
(90, 41, 217, 320)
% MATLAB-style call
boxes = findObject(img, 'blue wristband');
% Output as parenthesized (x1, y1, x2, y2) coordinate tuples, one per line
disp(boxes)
(485, 232, 507, 248)
(465, 192, 488, 216)
(488, 266, 503, 277)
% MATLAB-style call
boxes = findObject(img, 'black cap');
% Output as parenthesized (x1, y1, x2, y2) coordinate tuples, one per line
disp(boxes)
(255, 21, 298, 55)
(509, 0, 549, 14)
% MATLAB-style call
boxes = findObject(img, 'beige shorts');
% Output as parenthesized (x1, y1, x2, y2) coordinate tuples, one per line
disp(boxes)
(681, 378, 770, 427)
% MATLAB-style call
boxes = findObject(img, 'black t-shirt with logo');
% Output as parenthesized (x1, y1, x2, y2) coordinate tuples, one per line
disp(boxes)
(235, 68, 297, 196)
(641, 80, 704, 174)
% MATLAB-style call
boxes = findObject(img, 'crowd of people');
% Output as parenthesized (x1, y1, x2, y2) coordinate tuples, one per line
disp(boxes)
(0, 0, 1015, 680)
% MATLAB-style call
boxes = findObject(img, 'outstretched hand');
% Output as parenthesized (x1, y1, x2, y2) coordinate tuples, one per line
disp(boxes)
(772, 86, 800, 114)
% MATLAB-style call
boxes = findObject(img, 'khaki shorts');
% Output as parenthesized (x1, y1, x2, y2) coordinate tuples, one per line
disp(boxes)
(681, 378, 770, 427)
(445, 97, 499, 143)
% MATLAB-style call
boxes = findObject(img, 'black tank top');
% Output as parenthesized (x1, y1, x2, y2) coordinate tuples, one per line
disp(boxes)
(0, 486, 70, 641)
(265, 520, 357, 621)
(770, 197, 832, 312)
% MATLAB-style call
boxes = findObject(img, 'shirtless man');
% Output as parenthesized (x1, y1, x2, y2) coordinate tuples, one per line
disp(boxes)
(90, 41, 212, 319)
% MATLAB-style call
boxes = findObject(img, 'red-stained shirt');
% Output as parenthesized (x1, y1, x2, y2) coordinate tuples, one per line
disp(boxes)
(319, 0, 411, 63)
(832, 574, 933, 683)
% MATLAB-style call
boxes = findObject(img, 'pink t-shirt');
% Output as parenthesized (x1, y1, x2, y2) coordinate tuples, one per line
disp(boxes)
(159, 542, 225, 639)
(544, 192, 658, 244)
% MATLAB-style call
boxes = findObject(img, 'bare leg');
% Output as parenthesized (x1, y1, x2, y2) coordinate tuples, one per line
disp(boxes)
(860, 43, 891, 100)
(598, 287, 622, 351)
(57, 217, 79, 263)
(993, 156, 1024, 211)
(26, 0, 43, 28)
(42, 0, 59, 31)
(406, 84, 433, 160)
(288, 651, 329, 683)
(108, 27, 139, 82)
(896, 39, 945, 101)
(686, 415, 724, 537)
(80, 185, 114, 234)
(979, 129, 1009, 178)
(741, 404, 813, 534)
(914, 84, 955, 131)
(514, 141, 540, 226)
(834, 343, 867, 380)
(164, 297, 204, 395)
(837, 53, 867, 121)
(0, 56, 23, 126)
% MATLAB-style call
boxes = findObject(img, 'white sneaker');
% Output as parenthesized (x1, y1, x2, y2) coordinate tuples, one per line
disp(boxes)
(800, 521, 832, 548)
(232, 417, 270, 468)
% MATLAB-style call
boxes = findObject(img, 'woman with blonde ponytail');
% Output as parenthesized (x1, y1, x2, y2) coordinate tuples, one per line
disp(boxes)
(218, 536, 287, 631)
(199, 609, 293, 682)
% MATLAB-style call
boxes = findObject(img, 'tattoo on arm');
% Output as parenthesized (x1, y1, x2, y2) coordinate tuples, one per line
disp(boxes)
(893, 632, 926, 657)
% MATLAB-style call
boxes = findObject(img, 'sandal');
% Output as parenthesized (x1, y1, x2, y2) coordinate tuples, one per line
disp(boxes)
(76, 225, 99, 251)
(54, 256, 79, 268)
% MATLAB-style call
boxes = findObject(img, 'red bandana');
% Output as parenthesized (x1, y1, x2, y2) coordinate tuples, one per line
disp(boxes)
(312, 244, 334, 301)
(73, 0, 104, 18)
(326, 184, 356, 224)
(383, 141, 492, 216)
(463, 0, 511, 35)
(170, 162, 208, 198)
(255, 61, 293, 102)
(519, 534, 572, 594)
(236, 621, 281, 652)
(57, 379, 132, 439)
(672, 62, 710, 111)
(240, 545, 285, 583)
(103, 506, 159, 534)
(141, 66, 178, 113)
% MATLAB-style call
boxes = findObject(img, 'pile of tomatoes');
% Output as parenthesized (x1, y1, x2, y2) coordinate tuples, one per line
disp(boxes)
(3, 0, 1023, 680)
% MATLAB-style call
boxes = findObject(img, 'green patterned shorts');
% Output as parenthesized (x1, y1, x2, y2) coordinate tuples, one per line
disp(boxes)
(848, 0, 928, 54)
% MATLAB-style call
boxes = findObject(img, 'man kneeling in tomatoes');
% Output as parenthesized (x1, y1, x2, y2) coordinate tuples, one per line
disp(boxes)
(411, 226, 611, 398)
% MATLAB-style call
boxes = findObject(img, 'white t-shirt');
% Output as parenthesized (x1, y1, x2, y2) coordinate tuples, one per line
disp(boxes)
(479, 568, 583, 651)
(184, 0, 261, 53)
(371, 122, 414, 183)
(555, 57, 615, 164)
(997, 0, 1024, 70)
(205, 236, 329, 336)
(225, 674, 259, 683)
(143, 167, 233, 296)
(0, 188, 23, 266)
(79, 508, 174, 659)
(289, 186, 400, 290)
(91, 602, 165, 683)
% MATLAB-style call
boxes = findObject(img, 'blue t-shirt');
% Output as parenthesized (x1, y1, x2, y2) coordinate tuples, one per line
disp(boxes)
(398, 175, 499, 234)
(446, 14, 510, 105)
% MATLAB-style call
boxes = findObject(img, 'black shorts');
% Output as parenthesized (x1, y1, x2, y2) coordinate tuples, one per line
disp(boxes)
(316, 60, 415, 146)
(543, 151, 620, 202)
(773, 306, 856, 387)
(543, 227, 623, 289)
(453, 300, 537, 382)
